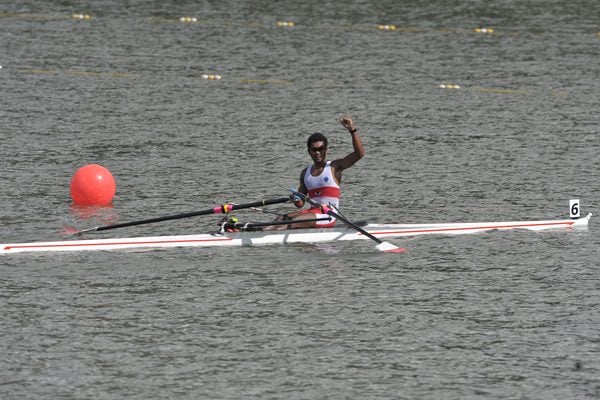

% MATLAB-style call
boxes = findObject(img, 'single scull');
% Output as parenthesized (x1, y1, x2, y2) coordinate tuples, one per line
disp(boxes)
(0, 213, 591, 255)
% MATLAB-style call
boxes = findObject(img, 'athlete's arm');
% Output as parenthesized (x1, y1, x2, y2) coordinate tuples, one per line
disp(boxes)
(293, 168, 308, 208)
(331, 116, 365, 174)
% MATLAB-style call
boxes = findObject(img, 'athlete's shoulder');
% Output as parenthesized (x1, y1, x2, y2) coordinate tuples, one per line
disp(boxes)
(299, 166, 308, 180)
(329, 158, 342, 170)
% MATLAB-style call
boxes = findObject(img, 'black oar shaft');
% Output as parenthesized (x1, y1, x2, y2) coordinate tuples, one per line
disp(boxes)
(323, 210, 383, 244)
(290, 189, 406, 253)
(86, 197, 290, 233)
(95, 209, 210, 231)
(295, 191, 384, 244)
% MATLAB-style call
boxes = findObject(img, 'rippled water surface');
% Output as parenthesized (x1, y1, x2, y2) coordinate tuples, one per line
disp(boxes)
(1, 0, 599, 398)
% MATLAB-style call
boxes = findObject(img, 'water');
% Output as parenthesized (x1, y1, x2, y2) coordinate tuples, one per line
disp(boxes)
(1, 0, 599, 398)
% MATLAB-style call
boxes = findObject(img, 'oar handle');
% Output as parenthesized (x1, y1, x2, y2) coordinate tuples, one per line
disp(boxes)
(291, 189, 325, 211)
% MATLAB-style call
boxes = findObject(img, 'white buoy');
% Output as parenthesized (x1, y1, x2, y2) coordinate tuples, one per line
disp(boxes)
(201, 74, 222, 80)
(438, 83, 461, 89)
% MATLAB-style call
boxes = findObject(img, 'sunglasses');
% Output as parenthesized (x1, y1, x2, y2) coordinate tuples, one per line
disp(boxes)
(309, 146, 327, 153)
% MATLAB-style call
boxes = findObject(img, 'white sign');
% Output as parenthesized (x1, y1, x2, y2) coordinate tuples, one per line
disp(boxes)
(569, 199, 580, 219)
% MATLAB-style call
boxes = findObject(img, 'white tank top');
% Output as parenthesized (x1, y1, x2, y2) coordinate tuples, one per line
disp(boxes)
(303, 161, 340, 208)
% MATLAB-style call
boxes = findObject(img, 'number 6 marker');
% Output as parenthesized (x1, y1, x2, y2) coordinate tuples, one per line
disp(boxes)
(569, 199, 580, 219)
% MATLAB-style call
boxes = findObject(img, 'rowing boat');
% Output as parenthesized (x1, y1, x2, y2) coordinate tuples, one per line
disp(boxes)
(0, 213, 591, 255)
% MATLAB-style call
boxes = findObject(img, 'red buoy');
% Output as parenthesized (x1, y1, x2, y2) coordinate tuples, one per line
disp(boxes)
(70, 164, 116, 206)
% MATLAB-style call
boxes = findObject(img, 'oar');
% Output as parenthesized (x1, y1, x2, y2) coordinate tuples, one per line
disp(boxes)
(73, 197, 290, 235)
(290, 190, 406, 253)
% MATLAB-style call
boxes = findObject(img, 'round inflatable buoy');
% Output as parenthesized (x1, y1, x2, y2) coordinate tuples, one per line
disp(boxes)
(70, 164, 116, 206)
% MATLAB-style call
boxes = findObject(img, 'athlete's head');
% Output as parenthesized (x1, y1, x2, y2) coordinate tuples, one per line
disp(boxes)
(307, 132, 328, 149)
(307, 133, 328, 161)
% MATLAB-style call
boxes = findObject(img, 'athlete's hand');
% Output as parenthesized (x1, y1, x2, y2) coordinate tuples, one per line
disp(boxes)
(290, 194, 304, 208)
(340, 116, 354, 131)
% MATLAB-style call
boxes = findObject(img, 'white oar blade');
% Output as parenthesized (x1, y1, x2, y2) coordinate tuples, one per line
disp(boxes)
(376, 242, 407, 253)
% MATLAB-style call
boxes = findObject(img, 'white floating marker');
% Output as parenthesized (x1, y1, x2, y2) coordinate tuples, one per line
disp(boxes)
(276, 21, 295, 27)
(201, 74, 222, 80)
(569, 199, 580, 219)
(72, 13, 92, 20)
(438, 83, 461, 89)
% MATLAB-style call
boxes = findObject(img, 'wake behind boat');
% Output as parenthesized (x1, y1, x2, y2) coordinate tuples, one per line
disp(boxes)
(0, 199, 591, 255)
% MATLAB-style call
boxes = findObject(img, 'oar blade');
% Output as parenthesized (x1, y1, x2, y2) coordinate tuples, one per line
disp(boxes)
(375, 241, 407, 253)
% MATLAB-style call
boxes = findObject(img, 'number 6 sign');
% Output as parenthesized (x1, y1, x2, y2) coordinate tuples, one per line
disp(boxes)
(569, 199, 580, 219)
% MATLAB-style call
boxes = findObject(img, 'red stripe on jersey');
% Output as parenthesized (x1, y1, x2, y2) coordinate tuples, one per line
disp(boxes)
(308, 187, 341, 198)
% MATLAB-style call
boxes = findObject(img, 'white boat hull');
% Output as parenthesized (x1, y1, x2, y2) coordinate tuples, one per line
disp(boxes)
(0, 213, 591, 255)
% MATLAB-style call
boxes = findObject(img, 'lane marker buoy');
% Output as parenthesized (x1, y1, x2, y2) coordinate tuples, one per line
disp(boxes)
(179, 17, 197, 23)
(438, 83, 461, 89)
(378, 24, 397, 31)
(276, 21, 295, 27)
(471, 87, 528, 94)
(72, 13, 92, 20)
(201, 74, 222, 80)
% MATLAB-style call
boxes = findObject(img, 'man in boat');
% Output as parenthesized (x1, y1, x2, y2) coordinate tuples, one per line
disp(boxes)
(266, 116, 365, 230)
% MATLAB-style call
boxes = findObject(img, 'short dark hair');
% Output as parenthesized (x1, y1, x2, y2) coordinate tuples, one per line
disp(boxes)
(307, 132, 328, 148)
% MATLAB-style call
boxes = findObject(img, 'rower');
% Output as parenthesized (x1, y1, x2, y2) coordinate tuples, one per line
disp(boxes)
(266, 116, 365, 230)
